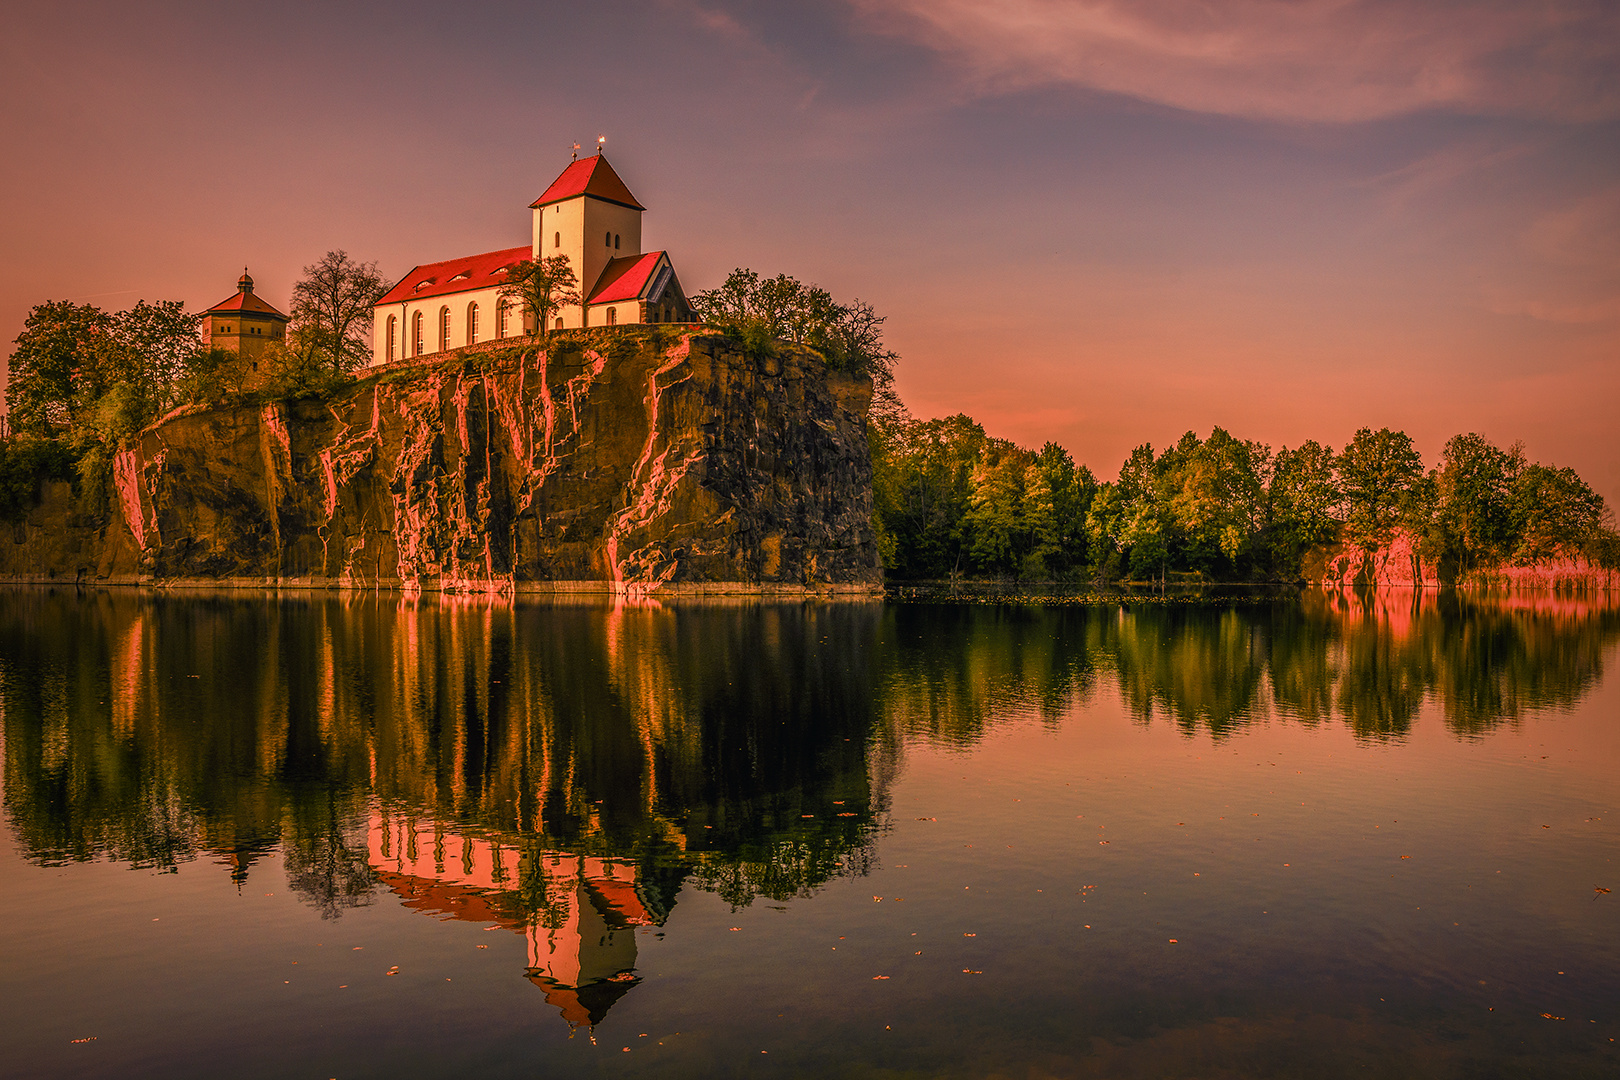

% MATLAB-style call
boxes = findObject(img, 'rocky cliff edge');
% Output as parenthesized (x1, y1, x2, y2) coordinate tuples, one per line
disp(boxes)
(1, 329, 884, 595)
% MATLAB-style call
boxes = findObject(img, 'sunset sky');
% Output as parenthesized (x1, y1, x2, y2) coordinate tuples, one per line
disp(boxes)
(3, 0, 1616, 503)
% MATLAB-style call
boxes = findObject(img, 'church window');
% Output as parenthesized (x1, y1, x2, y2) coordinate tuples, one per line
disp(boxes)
(554, 232, 560, 248)
(614, 234, 620, 250)
(606, 307, 617, 326)
(386, 316, 397, 360)
(467, 302, 479, 344)
(498, 300, 509, 338)
(555, 317, 563, 331)
(412, 312, 424, 357)
(439, 307, 451, 352)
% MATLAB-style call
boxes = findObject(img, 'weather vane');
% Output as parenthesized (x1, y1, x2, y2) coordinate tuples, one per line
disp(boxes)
(597, 134, 606, 154)
(569, 141, 581, 161)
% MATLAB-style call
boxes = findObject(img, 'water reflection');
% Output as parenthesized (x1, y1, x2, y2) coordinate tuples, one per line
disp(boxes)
(1, 587, 1616, 1031)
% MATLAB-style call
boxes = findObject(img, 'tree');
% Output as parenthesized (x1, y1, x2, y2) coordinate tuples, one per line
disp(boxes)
(1268, 440, 1340, 572)
(115, 300, 203, 412)
(691, 268, 899, 388)
(1512, 463, 1605, 563)
(5, 301, 110, 434)
(289, 251, 389, 375)
(1433, 433, 1523, 574)
(1336, 428, 1426, 550)
(499, 255, 579, 341)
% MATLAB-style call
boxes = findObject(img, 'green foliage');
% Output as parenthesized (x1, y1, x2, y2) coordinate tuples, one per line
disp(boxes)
(0, 437, 76, 521)
(499, 255, 580, 341)
(875, 417, 1097, 581)
(1267, 440, 1340, 572)
(1337, 427, 1425, 550)
(1512, 462, 1604, 563)
(884, 417, 1608, 585)
(691, 269, 901, 412)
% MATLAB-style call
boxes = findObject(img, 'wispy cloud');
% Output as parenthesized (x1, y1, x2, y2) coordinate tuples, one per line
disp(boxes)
(852, 0, 1620, 123)
(1489, 185, 1620, 324)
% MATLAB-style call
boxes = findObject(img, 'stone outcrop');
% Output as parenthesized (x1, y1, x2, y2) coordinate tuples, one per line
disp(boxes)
(1304, 530, 1614, 592)
(0, 329, 884, 594)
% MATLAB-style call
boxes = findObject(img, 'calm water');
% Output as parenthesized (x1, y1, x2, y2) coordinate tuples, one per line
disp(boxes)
(1, 589, 1616, 1079)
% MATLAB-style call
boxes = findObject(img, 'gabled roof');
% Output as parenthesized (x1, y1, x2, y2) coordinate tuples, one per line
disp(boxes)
(376, 245, 530, 306)
(206, 289, 287, 319)
(530, 154, 645, 211)
(586, 251, 673, 305)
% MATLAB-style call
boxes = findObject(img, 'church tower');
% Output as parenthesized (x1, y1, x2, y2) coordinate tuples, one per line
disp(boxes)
(529, 151, 645, 329)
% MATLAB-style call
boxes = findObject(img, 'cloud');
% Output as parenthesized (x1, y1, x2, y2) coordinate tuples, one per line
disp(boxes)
(1488, 185, 1620, 324)
(852, 0, 1620, 123)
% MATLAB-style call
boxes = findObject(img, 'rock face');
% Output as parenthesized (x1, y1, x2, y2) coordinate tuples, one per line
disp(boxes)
(1, 330, 884, 594)
(1303, 530, 1614, 592)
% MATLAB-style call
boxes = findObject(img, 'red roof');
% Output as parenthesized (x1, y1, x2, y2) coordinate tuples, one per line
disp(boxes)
(206, 289, 286, 319)
(587, 251, 668, 305)
(376, 245, 530, 306)
(530, 155, 645, 211)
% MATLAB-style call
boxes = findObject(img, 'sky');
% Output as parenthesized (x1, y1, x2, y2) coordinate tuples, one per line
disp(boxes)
(3, 0, 1617, 504)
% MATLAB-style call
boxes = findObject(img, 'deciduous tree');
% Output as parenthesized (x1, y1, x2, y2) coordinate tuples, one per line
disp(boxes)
(289, 251, 389, 375)
(499, 255, 580, 340)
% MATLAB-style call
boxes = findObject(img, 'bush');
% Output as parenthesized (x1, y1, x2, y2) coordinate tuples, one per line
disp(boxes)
(0, 437, 78, 521)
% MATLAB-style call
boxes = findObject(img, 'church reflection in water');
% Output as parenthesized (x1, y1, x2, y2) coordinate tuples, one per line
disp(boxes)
(2, 588, 1616, 1029)
(369, 814, 670, 1028)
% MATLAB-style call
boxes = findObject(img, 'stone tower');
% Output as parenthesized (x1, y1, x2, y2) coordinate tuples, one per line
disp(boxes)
(202, 270, 289, 366)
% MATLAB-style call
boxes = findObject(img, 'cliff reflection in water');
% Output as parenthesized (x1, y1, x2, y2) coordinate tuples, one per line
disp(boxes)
(0, 593, 885, 1028)
(2, 588, 1617, 1027)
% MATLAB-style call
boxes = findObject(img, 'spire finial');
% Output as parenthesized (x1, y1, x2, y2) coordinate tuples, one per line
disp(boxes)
(596, 134, 605, 155)
(569, 141, 580, 161)
(238, 268, 254, 293)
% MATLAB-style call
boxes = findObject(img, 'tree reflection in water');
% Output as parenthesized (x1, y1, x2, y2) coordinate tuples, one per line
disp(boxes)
(1, 587, 1615, 1028)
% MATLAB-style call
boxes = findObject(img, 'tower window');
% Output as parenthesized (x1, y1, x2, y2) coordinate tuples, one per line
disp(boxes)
(467, 302, 479, 345)
(554, 231, 560, 248)
(614, 234, 620, 250)
(605, 231, 611, 247)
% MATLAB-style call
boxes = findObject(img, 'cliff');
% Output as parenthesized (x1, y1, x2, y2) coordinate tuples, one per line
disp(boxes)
(0, 329, 884, 594)
(1303, 530, 1615, 592)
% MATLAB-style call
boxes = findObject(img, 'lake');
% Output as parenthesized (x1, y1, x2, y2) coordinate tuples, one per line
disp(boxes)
(1, 588, 1616, 1078)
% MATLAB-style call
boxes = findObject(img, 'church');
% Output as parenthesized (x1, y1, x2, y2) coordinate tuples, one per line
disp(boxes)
(370, 151, 692, 366)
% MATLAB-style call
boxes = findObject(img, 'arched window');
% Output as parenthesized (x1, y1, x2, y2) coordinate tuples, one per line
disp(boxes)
(497, 300, 509, 339)
(614, 233, 620, 250)
(438, 306, 451, 352)
(467, 302, 479, 345)
(553, 231, 560, 248)
(412, 311, 424, 357)
(386, 316, 396, 360)
(605, 231, 611, 247)
(606, 307, 617, 326)
(554, 317, 563, 331)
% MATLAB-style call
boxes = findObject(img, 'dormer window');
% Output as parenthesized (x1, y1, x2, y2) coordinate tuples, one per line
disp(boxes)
(414, 278, 436, 292)
(448, 271, 470, 283)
